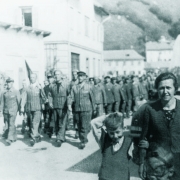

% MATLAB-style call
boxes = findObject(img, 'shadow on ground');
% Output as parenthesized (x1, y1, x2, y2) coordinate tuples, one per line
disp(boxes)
(67, 150, 101, 174)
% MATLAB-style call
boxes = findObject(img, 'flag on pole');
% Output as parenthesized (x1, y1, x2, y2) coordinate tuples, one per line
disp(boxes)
(25, 60, 32, 81)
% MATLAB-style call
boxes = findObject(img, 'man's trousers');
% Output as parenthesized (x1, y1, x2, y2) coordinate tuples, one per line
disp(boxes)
(3, 113, 17, 141)
(75, 111, 92, 143)
(27, 111, 41, 139)
(54, 108, 67, 142)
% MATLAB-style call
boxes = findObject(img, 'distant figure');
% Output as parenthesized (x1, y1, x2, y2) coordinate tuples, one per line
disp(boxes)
(1, 78, 20, 145)
(19, 79, 28, 134)
(104, 76, 115, 114)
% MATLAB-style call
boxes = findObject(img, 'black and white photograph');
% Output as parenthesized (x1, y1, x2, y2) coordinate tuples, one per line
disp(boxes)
(0, 0, 180, 180)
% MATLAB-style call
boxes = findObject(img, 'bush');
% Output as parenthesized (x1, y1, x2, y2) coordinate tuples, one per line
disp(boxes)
(168, 20, 180, 38)
(149, 5, 172, 24)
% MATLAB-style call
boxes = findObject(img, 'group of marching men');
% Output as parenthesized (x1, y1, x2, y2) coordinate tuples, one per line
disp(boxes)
(0, 69, 156, 148)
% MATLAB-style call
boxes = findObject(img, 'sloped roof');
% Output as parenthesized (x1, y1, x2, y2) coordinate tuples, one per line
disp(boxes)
(94, 0, 109, 16)
(103, 49, 145, 60)
(146, 41, 174, 51)
(0, 21, 51, 37)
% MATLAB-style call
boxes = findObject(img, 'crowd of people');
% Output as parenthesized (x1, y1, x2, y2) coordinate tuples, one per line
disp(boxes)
(1, 68, 180, 180)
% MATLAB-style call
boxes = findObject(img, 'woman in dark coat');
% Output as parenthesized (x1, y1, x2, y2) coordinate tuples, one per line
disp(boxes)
(139, 72, 180, 180)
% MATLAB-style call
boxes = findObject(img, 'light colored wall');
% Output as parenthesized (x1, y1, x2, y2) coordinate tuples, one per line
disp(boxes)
(0, 27, 45, 89)
(146, 50, 173, 63)
(0, 0, 105, 79)
(103, 60, 145, 76)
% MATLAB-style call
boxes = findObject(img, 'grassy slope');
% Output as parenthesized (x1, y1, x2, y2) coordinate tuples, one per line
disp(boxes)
(98, 0, 180, 55)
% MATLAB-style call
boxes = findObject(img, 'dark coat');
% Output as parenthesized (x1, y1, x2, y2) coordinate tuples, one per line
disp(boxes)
(104, 83, 115, 104)
(69, 82, 95, 112)
(141, 99, 180, 153)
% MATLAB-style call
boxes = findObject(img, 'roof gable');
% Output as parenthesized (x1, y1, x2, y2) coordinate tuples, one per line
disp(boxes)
(103, 49, 144, 60)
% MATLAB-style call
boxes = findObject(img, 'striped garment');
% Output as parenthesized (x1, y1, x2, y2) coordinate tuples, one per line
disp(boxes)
(21, 84, 47, 112)
(68, 81, 96, 112)
(49, 82, 70, 109)
(1, 87, 20, 115)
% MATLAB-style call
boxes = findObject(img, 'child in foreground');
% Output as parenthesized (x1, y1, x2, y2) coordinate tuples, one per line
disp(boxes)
(91, 112, 143, 180)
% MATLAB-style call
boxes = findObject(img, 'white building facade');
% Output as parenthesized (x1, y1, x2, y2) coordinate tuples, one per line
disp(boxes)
(145, 36, 174, 70)
(0, 21, 50, 89)
(103, 50, 145, 76)
(0, 0, 109, 79)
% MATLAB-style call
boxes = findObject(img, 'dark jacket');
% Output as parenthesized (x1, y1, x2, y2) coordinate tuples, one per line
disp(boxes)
(104, 83, 115, 104)
(92, 84, 107, 105)
(69, 82, 95, 112)
(141, 99, 180, 153)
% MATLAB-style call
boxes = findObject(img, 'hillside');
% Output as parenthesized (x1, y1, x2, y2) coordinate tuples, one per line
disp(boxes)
(98, 0, 180, 56)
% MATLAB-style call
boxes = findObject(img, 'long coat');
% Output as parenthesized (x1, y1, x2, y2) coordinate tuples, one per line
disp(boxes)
(68, 82, 96, 112)
(21, 84, 46, 112)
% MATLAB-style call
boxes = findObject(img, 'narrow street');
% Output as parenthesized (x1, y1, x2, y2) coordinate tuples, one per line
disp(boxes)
(0, 115, 133, 180)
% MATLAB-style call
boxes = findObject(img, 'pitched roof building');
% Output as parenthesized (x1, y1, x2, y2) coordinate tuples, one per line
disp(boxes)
(145, 36, 175, 70)
(103, 49, 145, 76)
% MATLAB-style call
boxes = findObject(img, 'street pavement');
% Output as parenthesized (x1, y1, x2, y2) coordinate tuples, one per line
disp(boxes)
(0, 115, 133, 180)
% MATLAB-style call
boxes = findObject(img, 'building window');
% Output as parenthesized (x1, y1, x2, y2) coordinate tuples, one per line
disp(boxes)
(85, 16, 90, 37)
(124, 71, 126, 75)
(123, 61, 126, 66)
(116, 61, 119, 66)
(108, 61, 111, 66)
(138, 71, 141, 75)
(131, 61, 134, 65)
(138, 61, 141, 65)
(22, 7, 32, 27)
(169, 59, 171, 61)
(71, 53, 80, 71)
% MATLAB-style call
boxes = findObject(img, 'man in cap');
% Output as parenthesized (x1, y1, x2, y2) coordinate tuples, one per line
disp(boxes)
(1, 78, 20, 145)
(131, 75, 143, 112)
(118, 78, 128, 118)
(111, 77, 121, 112)
(124, 77, 133, 117)
(104, 76, 115, 114)
(43, 73, 54, 136)
(89, 77, 95, 86)
(19, 79, 28, 134)
(48, 70, 70, 147)
(68, 71, 96, 149)
(68, 69, 79, 135)
(92, 77, 107, 118)
(20, 73, 47, 146)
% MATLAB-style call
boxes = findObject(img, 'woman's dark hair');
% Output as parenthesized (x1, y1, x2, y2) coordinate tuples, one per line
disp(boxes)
(155, 72, 178, 91)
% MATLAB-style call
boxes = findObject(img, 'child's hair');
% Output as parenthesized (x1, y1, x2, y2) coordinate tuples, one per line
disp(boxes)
(147, 143, 174, 168)
(104, 112, 124, 130)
